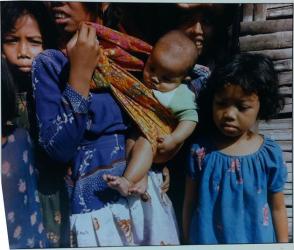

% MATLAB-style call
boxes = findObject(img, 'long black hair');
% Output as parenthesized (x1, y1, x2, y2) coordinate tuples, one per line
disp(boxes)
(1, 57, 18, 137)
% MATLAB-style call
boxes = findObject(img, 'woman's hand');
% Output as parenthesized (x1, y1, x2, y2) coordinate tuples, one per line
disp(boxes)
(67, 22, 100, 97)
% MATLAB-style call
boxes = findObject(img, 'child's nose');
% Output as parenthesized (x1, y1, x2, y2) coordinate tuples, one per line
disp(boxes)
(223, 107, 237, 120)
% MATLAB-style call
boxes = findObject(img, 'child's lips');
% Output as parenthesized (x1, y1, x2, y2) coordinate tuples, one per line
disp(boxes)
(17, 65, 31, 72)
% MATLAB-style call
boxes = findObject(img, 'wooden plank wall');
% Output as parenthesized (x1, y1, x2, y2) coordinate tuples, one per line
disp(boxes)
(240, 3, 293, 241)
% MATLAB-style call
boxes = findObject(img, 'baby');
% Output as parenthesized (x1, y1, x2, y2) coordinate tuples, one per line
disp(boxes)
(104, 30, 199, 196)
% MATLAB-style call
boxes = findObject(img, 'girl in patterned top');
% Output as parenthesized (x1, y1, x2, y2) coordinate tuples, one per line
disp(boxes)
(183, 53, 288, 244)
(1, 57, 48, 248)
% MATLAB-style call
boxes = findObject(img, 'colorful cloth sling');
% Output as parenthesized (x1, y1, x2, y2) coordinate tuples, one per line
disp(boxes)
(88, 22, 177, 153)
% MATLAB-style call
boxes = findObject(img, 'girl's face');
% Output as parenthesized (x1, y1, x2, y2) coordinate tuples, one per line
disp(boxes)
(178, 11, 215, 57)
(51, 2, 96, 33)
(2, 14, 43, 74)
(212, 84, 260, 138)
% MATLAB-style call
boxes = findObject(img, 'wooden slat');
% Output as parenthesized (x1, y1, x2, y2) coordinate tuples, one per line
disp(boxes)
(248, 48, 292, 61)
(267, 4, 293, 20)
(285, 194, 293, 206)
(278, 71, 293, 85)
(259, 118, 292, 130)
(285, 182, 293, 191)
(287, 207, 292, 218)
(243, 4, 254, 22)
(240, 19, 292, 34)
(259, 129, 292, 141)
(240, 31, 293, 51)
(280, 104, 292, 114)
(274, 59, 293, 72)
(276, 141, 293, 151)
(253, 4, 267, 21)
(266, 4, 293, 9)
(279, 86, 292, 95)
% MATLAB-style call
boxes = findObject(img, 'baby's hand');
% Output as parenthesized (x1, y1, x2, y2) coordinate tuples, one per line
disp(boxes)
(103, 174, 133, 197)
(161, 166, 170, 194)
(157, 135, 180, 154)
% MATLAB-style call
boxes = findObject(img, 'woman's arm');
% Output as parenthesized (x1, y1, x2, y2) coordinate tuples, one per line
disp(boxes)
(32, 25, 100, 163)
(269, 191, 288, 242)
(182, 175, 197, 244)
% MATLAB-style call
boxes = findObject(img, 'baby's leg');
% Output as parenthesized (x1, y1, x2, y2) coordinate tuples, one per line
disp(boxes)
(104, 136, 153, 196)
(124, 136, 153, 184)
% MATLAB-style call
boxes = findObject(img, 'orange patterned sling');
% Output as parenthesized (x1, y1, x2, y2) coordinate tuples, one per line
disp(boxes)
(88, 22, 177, 153)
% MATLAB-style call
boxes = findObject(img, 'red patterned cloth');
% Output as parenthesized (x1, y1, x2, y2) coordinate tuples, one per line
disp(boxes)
(89, 22, 177, 152)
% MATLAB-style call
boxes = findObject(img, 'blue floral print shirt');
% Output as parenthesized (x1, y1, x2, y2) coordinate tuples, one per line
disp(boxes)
(2, 128, 48, 248)
(188, 136, 287, 244)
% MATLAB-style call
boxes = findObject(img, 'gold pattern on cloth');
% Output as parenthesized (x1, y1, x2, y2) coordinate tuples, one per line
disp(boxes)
(92, 46, 177, 153)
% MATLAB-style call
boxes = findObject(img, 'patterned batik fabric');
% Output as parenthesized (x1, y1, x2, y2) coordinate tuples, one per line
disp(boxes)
(188, 136, 287, 244)
(89, 22, 177, 153)
(1, 128, 48, 248)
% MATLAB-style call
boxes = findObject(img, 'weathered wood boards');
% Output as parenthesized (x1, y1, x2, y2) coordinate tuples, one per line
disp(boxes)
(240, 3, 293, 241)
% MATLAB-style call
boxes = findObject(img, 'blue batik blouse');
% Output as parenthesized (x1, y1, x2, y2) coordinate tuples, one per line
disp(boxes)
(32, 49, 128, 214)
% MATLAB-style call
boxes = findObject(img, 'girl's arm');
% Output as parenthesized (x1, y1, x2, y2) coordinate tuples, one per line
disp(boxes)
(269, 191, 288, 242)
(182, 175, 197, 244)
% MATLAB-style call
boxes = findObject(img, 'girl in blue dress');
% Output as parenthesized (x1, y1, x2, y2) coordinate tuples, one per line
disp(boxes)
(1, 58, 48, 248)
(183, 53, 288, 244)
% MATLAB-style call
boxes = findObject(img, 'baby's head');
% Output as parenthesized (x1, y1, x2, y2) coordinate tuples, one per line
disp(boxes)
(198, 53, 285, 136)
(143, 30, 198, 92)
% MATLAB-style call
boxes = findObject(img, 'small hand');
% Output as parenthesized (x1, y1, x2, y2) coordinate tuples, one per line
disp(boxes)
(157, 135, 179, 154)
(161, 166, 170, 194)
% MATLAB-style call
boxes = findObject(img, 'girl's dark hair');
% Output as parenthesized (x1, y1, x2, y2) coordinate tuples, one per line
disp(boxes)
(1, 1, 58, 49)
(1, 58, 18, 136)
(198, 53, 285, 132)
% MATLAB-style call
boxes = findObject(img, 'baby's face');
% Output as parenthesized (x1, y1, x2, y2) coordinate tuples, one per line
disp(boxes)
(143, 49, 187, 92)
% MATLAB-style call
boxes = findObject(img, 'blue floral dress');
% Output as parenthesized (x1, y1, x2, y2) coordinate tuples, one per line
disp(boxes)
(188, 136, 287, 244)
(1, 128, 48, 248)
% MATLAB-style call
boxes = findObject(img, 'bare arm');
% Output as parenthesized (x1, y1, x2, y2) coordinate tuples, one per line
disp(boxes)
(269, 192, 288, 242)
(182, 175, 197, 244)
(155, 121, 196, 162)
(171, 120, 197, 145)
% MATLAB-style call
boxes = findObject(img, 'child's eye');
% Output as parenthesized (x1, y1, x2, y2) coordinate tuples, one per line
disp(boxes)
(29, 38, 43, 46)
(3, 37, 18, 44)
(238, 105, 250, 111)
(214, 100, 227, 107)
